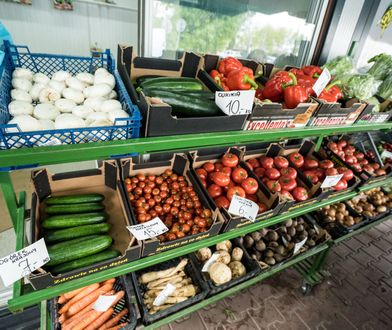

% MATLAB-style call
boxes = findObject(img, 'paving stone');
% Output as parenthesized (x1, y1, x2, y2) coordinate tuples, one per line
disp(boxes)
(223, 287, 259, 316)
(358, 264, 386, 285)
(246, 298, 285, 328)
(360, 243, 387, 260)
(369, 282, 392, 308)
(170, 312, 205, 330)
(269, 311, 311, 330)
(381, 276, 392, 289)
(381, 251, 392, 263)
(330, 280, 361, 306)
(357, 292, 390, 316)
(333, 243, 353, 259)
(383, 220, 392, 230)
(375, 222, 392, 234)
(198, 300, 230, 328)
(343, 238, 365, 252)
(373, 237, 392, 253)
(355, 233, 376, 246)
(345, 272, 375, 294)
(369, 257, 392, 276)
(334, 256, 363, 275)
(323, 312, 358, 330)
(366, 227, 385, 240)
(221, 310, 259, 330)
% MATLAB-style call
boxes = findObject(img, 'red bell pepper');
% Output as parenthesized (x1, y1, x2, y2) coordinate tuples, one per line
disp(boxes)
(301, 65, 322, 78)
(318, 81, 343, 103)
(255, 88, 264, 100)
(296, 74, 316, 97)
(289, 68, 304, 76)
(262, 71, 294, 102)
(283, 73, 309, 109)
(210, 69, 223, 85)
(217, 57, 243, 76)
(226, 68, 258, 90)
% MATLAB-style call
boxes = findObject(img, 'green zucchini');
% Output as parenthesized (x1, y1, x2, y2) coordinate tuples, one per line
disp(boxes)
(135, 75, 163, 85)
(42, 212, 107, 229)
(143, 89, 223, 117)
(46, 235, 113, 266)
(44, 223, 111, 243)
(45, 202, 104, 215)
(175, 90, 215, 100)
(140, 77, 203, 91)
(51, 249, 120, 274)
(45, 194, 104, 205)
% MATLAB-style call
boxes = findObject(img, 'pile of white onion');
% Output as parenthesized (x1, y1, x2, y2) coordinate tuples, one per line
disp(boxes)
(7, 67, 130, 133)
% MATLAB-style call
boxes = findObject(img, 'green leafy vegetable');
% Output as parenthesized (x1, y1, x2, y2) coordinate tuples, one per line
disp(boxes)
(367, 53, 392, 80)
(378, 74, 392, 100)
(323, 56, 354, 77)
(339, 74, 382, 100)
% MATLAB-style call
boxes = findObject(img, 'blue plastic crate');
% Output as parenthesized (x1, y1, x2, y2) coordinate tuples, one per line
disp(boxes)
(0, 41, 141, 149)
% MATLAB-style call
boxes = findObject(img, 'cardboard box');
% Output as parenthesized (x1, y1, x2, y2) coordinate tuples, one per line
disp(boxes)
(190, 147, 282, 232)
(29, 161, 141, 290)
(120, 154, 224, 257)
(199, 55, 317, 130)
(117, 45, 247, 137)
(355, 102, 392, 124)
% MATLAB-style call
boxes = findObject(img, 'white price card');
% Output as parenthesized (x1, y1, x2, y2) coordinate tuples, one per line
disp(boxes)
(0, 238, 50, 287)
(312, 68, 331, 97)
(153, 283, 176, 306)
(93, 294, 117, 312)
(215, 90, 256, 116)
(293, 237, 308, 255)
(202, 253, 220, 272)
(381, 150, 392, 159)
(320, 174, 343, 189)
(228, 195, 259, 222)
(127, 217, 169, 240)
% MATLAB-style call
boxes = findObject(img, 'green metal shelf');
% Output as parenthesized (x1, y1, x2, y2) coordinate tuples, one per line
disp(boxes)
(1, 123, 392, 168)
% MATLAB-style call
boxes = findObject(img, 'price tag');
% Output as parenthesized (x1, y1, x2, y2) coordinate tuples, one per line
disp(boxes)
(202, 253, 220, 272)
(153, 283, 176, 306)
(312, 69, 331, 97)
(381, 150, 392, 159)
(93, 294, 117, 312)
(38, 138, 62, 147)
(228, 195, 259, 222)
(215, 90, 255, 116)
(281, 235, 289, 247)
(293, 237, 308, 255)
(0, 238, 50, 287)
(320, 174, 343, 189)
(127, 217, 169, 240)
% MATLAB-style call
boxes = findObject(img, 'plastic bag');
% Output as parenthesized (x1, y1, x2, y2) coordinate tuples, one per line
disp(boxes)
(367, 53, 392, 80)
(323, 56, 354, 77)
(339, 74, 382, 100)
(364, 97, 380, 112)
(378, 74, 392, 100)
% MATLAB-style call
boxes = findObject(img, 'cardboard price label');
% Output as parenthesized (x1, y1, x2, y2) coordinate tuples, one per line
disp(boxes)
(215, 90, 255, 116)
(381, 150, 392, 159)
(228, 195, 258, 222)
(0, 238, 50, 287)
(93, 294, 117, 312)
(202, 253, 220, 272)
(320, 174, 343, 189)
(153, 283, 176, 306)
(127, 217, 169, 240)
(312, 69, 331, 97)
(293, 237, 308, 255)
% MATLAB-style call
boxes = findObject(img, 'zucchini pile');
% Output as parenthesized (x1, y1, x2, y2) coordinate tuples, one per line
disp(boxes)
(42, 193, 120, 275)
(136, 76, 224, 117)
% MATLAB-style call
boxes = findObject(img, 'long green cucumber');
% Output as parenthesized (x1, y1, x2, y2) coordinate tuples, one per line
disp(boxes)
(143, 89, 223, 117)
(135, 75, 163, 85)
(45, 202, 104, 215)
(47, 235, 100, 250)
(45, 194, 104, 205)
(44, 223, 111, 243)
(140, 77, 203, 91)
(51, 249, 120, 274)
(46, 235, 112, 266)
(42, 212, 107, 229)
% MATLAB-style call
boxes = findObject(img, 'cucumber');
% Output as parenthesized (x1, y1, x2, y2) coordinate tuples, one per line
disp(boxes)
(135, 75, 163, 85)
(45, 194, 104, 205)
(42, 212, 107, 229)
(140, 77, 203, 91)
(47, 235, 100, 250)
(51, 249, 120, 274)
(46, 235, 113, 266)
(142, 89, 223, 117)
(175, 90, 215, 100)
(45, 202, 104, 215)
(44, 223, 111, 243)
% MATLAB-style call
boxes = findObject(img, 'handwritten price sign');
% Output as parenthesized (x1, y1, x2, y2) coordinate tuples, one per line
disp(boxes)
(215, 90, 255, 116)
(228, 195, 259, 222)
(127, 217, 169, 240)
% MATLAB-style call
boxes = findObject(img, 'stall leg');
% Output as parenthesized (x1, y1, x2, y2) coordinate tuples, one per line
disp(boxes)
(0, 171, 18, 229)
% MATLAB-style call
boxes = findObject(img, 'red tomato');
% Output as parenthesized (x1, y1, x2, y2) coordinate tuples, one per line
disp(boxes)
(279, 190, 294, 200)
(319, 160, 334, 169)
(254, 167, 266, 178)
(337, 139, 347, 149)
(370, 163, 380, 170)
(265, 168, 281, 180)
(375, 168, 386, 176)
(314, 168, 325, 180)
(363, 164, 375, 173)
(245, 194, 258, 202)
(245, 161, 254, 171)
(214, 162, 224, 172)
(333, 179, 348, 191)
(207, 184, 222, 198)
(266, 180, 281, 192)
(258, 202, 268, 214)
(280, 167, 297, 179)
(351, 163, 362, 173)
(222, 167, 232, 177)
(288, 152, 304, 168)
(354, 151, 364, 160)
(232, 167, 248, 183)
(200, 179, 207, 188)
(223, 180, 236, 192)
(343, 145, 356, 155)
(203, 162, 215, 172)
(303, 157, 319, 170)
(211, 172, 230, 187)
(328, 142, 339, 153)
(273, 156, 289, 169)
(247, 158, 260, 169)
(292, 187, 309, 202)
(222, 153, 239, 168)
(195, 168, 207, 180)
(359, 159, 368, 165)
(337, 167, 354, 181)
(227, 186, 246, 201)
(259, 156, 274, 169)
(214, 196, 230, 208)
(303, 170, 319, 184)
(325, 167, 339, 176)
(344, 155, 357, 165)
(241, 177, 259, 194)
(279, 176, 297, 191)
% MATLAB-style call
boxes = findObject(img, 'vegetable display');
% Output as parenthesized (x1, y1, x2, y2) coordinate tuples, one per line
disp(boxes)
(42, 193, 120, 275)
(124, 169, 214, 241)
(7, 67, 127, 134)
(378, 141, 392, 164)
(55, 278, 130, 329)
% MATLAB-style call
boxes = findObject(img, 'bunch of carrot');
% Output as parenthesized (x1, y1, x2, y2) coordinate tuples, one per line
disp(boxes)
(57, 278, 128, 330)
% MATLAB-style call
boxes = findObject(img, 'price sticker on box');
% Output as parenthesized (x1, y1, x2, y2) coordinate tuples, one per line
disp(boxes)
(215, 90, 255, 116)
(381, 150, 392, 159)
(312, 68, 331, 97)
(320, 174, 343, 189)
(93, 294, 117, 312)
(153, 283, 176, 306)
(0, 238, 50, 287)
(127, 217, 169, 240)
(202, 253, 220, 272)
(293, 237, 308, 255)
(228, 195, 259, 222)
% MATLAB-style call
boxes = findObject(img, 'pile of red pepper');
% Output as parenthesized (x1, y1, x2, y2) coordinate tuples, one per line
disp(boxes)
(256, 65, 343, 109)
(209, 57, 258, 91)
